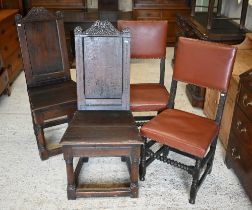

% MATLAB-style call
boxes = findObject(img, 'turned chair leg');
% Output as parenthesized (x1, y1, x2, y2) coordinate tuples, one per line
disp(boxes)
(189, 159, 201, 204)
(162, 145, 170, 157)
(139, 138, 146, 181)
(207, 154, 215, 174)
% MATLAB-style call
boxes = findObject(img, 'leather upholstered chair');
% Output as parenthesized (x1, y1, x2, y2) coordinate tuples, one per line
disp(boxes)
(16, 7, 77, 160)
(117, 20, 169, 124)
(139, 37, 237, 204)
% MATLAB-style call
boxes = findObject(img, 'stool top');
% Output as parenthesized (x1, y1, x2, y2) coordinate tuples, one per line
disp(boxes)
(60, 110, 143, 146)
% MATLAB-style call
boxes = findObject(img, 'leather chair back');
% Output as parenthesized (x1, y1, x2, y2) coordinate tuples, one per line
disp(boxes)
(117, 20, 167, 59)
(174, 37, 237, 91)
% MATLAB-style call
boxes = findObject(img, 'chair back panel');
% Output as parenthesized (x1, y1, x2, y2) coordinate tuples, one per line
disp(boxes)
(16, 7, 70, 87)
(117, 20, 167, 58)
(75, 21, 131, 110)
(174, 37, 237, 91)
(84, 37, 122, 99)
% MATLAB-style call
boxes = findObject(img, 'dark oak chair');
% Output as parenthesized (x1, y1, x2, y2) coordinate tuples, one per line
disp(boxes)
(117, 20, 169, 124)
(139, 37, 237, 204)
(60, 21, 143, 200)
(15, 7, 77, 160)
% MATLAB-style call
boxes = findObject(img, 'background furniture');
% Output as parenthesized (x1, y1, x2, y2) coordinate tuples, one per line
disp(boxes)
(117, 20, 169, 124)
(204, 33, 252, 149)
(26, 1, 132, 64)
(176, 0, 249, 108)
(0, 55, 10, 96)
(225, 69, 252, 202)
(60, 21, 142, 199)
(0, 9, 23, 84)
(16, 7, 77, 160)
(0, 0, 23, 13)
(140, 37, 237, 204)
(133, 0, 190, 46)
(28, 0, 87, 10)
(27, 0, 87, 62)
(98, 0, 118, 10)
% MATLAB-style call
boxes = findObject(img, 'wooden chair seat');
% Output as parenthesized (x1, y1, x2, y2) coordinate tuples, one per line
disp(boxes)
(61, 111, 141, 146)
(29, 80, 76, 112)
(130, 83, 169, 112)
(141, 109, 218, 158)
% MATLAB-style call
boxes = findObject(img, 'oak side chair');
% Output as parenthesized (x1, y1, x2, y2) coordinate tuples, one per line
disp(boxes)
(15, 7, 77, 160)
(140, 37, 237, 204)
(60, 21, 143, 200)
(117, 20, 169, 125)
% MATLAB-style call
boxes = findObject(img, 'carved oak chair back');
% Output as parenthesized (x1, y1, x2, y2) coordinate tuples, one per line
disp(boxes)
(16, 7, 70, 87)
(140, 37, 237, 204)
(15, 7, 77, 160)
(117, 20, 169, 123)
(75, 21, 131, 110)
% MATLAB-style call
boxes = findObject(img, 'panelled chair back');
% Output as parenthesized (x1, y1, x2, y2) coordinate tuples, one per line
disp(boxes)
(140, 37, 237, 204)
(16, 7, 77, 160)
(75, 21, 131, 110)
(117, 20, 169, 123)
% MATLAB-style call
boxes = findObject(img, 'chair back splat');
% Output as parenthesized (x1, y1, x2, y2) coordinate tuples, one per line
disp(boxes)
(16, 7, 77, 160)
(140, 37, 237, 204)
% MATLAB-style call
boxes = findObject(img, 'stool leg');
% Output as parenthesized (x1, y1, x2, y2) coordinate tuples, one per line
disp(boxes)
(130, 147, 140, 198)
(65, 157, 76, 200)
(139, 138, 146, 181)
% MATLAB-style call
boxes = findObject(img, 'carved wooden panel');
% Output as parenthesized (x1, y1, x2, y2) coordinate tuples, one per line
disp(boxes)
(16, 7, 70, 87)
(75, 20, 131, 110)
(84, 37, 122, 99)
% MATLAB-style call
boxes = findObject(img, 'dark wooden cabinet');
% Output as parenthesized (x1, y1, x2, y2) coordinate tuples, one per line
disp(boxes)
(225, 69, 252, 202)
(133, 0, 190, 46)
(0, 0, 23, 13)
(98, 0, 118, 11)
(29, 0, 86, 10)
(0, 9, 23, 83)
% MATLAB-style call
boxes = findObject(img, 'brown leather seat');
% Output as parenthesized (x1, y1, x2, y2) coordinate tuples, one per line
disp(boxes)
(117, 20, 169, 122)
(141, 109, 218, 158)
(130, 83, 169, 112)
(139, 37, 237, 204)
